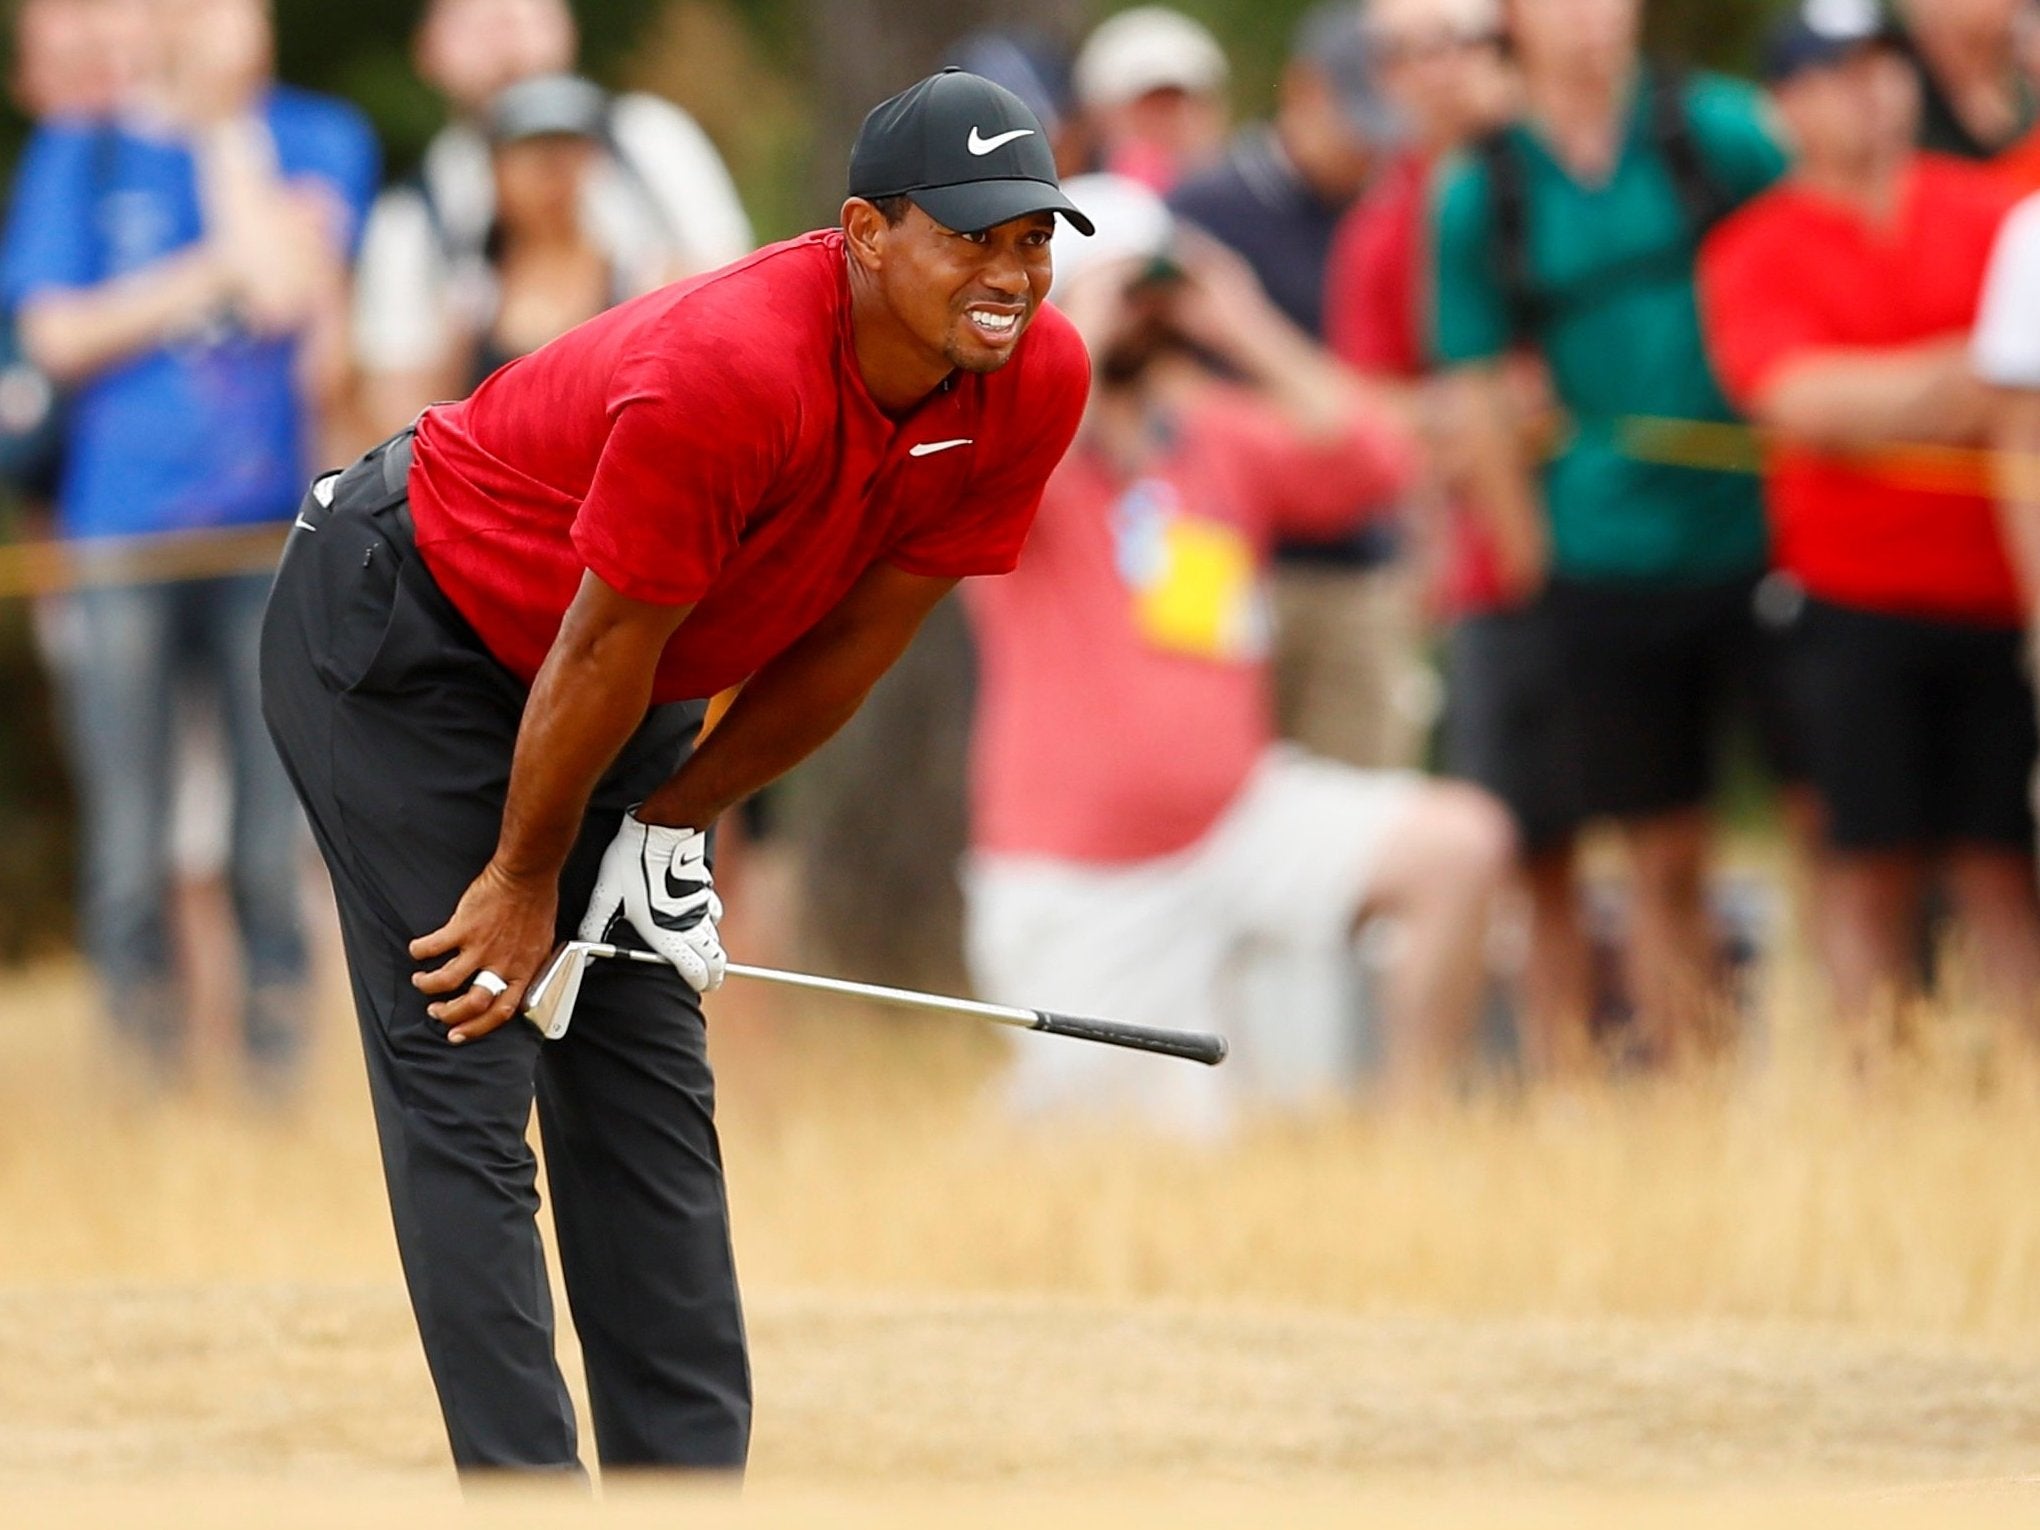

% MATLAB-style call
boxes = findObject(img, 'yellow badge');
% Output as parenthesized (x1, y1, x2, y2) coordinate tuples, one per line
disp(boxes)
(1113, 479, 1270, 663)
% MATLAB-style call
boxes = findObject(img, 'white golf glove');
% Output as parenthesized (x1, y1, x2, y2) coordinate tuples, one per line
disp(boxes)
(578, 811, 727, 993)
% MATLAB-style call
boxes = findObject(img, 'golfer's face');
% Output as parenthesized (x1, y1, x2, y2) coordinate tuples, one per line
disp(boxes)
(883, 204, 1056, 376)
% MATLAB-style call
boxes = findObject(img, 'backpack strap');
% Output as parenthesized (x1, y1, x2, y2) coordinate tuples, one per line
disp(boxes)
(1477, 127, 1538, 343)
(1478, 67, 1733, 345)
(1648, 66, 1735, 243)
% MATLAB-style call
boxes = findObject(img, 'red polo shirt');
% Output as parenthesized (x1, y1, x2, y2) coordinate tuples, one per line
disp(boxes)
(406, 230, 1091, 703)
(1699, 156, 2023, 626)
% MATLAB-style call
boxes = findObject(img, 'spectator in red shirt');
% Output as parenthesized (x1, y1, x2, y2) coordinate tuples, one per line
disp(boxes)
(1324, 0, 1511, 387)
(964, 175, 1513, 1131)
(1698, 2, 2040, 1054)
(260, 70, 1093, 1473)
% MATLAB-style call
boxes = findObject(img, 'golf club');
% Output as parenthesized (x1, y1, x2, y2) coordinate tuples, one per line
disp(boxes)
(524, 939, 1229, 1066)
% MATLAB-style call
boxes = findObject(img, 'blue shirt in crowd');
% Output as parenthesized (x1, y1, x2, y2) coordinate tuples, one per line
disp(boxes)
(0, 87, 379, 539)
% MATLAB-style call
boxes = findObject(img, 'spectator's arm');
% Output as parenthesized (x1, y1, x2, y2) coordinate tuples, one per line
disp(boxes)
(196, 115, 349, 337)
(0, 124, 237, 384)
(1990, 387, 2040, 613)
(18, 251, 235, 385)
(1439, 360, 1548, 603)
(1748, 341, 1990, 451)
(1977, 196, 2040, 616)
(1700, 199, 1983, 454)
(1259, 408, 1420, 540)
(1427, 153, 1547, 600)
(1173, 229, 1409, 441)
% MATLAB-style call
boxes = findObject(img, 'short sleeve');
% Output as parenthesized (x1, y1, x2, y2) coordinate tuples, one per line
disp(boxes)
(886, 307, 1091, 580)
(1696, 204, 1829, 408)
(1216, 393, 1418, 541)
(572, 353, 786, 606)
(1429, 154, 1510, 368)
(1976, 193, 2040, 387)
(0, 125, 100, 305)
(1685, 74, 1790, 204)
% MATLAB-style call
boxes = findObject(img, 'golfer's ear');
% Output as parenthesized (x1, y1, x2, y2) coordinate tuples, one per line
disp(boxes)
(842, 198, 887, 272)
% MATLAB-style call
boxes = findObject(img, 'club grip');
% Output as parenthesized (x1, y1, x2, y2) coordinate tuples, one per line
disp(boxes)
(1030, 1010, 1229, 1067)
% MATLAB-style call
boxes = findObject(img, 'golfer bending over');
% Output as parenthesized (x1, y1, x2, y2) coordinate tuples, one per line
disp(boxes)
(260, 70, 1091, 1474)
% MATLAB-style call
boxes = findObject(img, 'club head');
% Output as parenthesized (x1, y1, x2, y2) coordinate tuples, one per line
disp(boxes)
(525, 941, 595, 1040)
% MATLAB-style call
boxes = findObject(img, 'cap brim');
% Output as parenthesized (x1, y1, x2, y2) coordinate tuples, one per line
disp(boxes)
(1767, 27, 1905, 84)
(910, 179, 1096, 237)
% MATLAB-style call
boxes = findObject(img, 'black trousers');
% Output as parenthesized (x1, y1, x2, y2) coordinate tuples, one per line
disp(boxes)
(258, 433, 751, 1472)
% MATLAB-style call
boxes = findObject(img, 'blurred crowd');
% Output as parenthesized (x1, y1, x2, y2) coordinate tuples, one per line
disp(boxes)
(15, 0, 2040, 1130)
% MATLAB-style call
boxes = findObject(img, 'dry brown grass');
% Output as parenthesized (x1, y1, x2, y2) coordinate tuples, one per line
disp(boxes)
(13, 956, 2040, 1335)
(9, 951, 2040, 1520)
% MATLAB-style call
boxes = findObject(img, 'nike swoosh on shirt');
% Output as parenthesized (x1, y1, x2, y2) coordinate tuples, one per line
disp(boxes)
(968, 126, 1035, 155)
(909, 438, 974, 457)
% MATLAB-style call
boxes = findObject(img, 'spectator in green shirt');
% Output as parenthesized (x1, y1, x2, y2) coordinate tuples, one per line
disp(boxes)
(1429, 0, 1789, 1070)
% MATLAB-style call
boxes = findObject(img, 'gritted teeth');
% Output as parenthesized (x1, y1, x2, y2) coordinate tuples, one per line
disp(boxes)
(968, 308, 1020, 334)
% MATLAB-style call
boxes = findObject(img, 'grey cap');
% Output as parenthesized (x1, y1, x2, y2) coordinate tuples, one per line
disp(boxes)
(1296, 1, 1409, 147)
(486, 74, 610, 145)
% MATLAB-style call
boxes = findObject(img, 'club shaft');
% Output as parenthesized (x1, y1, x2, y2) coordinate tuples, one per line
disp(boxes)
(576, 945, 1225, 1065)
(725, 961, 1041, 1029)
(725, 962, 1228, 1067)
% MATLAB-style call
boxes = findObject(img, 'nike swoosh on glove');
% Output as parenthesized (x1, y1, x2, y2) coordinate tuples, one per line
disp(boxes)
(579, 811, 727, 992)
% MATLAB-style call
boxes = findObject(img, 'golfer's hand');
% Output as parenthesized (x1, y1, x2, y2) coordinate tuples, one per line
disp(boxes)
(409, 862, 559, 1044)
(578, 811, 726, 992)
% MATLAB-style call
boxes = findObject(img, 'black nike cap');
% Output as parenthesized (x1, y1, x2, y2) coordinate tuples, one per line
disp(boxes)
(848, 68, 1095, 237)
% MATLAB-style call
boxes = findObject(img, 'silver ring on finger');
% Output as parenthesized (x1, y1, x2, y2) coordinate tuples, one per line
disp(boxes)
(473, 969, 510, 999)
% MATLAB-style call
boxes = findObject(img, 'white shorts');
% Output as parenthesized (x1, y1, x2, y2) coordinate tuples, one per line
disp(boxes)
(965, 747, 1423, 1136)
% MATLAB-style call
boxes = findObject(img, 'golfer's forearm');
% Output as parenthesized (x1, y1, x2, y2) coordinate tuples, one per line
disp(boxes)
(640, 568, 950, 829)
(637, 645, 888, 831)
(492, 622, 671, 883)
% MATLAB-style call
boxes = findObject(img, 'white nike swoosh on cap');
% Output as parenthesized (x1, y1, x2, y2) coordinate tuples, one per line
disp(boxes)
(909, 438, 974, 457)
(967, 126, 1035, 155)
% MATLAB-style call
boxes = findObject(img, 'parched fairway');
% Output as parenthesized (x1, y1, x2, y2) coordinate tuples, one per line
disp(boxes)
(8, 956, 2040, 1523)
(4, 1287, 2040, 1511)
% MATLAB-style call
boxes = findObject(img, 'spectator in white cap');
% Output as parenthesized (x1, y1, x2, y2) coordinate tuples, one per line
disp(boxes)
(1073, 5, 1231, 192)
